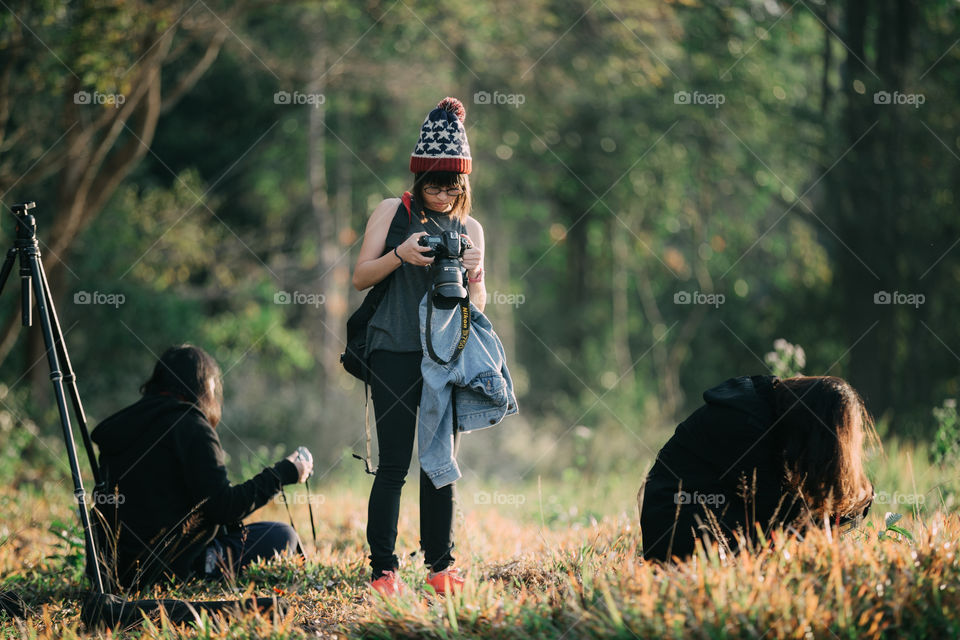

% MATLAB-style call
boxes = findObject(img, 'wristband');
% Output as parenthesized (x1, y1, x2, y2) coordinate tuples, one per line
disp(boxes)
(468, 267, 484, 283)
(393, 246, 404, 265)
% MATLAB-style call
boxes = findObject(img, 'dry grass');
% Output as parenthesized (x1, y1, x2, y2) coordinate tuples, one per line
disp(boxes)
(1, 446, 959, 639)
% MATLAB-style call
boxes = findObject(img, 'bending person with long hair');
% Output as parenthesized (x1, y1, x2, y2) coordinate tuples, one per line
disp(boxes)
(640, 375, 876, 562)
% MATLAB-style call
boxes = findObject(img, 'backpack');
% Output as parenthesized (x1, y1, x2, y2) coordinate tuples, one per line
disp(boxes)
(341, 193, 416, 475)
(340, 191, 414, 382)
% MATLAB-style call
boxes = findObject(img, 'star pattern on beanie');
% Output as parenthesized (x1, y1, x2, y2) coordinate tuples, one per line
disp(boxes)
(410, 97, 472, 174)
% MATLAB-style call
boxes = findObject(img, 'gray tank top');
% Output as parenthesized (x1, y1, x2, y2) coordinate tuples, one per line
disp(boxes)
(366, 209, 466, 355)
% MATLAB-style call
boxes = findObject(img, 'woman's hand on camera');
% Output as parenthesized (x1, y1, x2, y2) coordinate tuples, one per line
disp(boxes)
(398, 232, 434, 267)
(460, 235, 482, 275)
(286, 447, 314, 483)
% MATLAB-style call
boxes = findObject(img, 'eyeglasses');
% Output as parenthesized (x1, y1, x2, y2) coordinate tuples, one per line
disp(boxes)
(422, 186, 464, 197)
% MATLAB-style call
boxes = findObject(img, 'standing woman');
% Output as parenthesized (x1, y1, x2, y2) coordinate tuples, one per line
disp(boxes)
(351, 97, 486, 595)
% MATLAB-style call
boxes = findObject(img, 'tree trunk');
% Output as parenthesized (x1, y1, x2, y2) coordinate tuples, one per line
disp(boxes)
(830, 0, 917, 416)
(307, 24, 333, 387)
(327, 94, 353, 401)
(611, 228, 634, 388)
(0, 16, 229, 393)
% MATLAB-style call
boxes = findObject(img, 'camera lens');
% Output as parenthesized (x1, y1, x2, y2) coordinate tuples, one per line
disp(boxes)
(431, 259, 467, 302)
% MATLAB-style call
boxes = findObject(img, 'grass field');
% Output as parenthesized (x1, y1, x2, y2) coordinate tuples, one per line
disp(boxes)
(1, 437, 959, 639)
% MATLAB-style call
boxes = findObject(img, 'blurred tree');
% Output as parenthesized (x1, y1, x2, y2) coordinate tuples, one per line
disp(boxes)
(823, 0, 959, 424)
(1, 0, 956, 465)
(0, 0, 233, 392)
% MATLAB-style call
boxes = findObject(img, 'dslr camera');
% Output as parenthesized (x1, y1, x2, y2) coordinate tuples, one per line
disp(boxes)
(418, 230, 469, 302)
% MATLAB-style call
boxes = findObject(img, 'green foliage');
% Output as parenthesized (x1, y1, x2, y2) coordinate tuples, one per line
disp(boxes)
(0, 384, 70, 487)
(879, 512, 915, 543)
(930, 399, 960, 466)
(46, 520, 86, 583)
(855, 512, 917, 545)
(234, 444, 287, 480)
(2, 0, 955, 452)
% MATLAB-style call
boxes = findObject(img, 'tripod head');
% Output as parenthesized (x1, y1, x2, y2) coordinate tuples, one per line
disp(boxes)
(10, 201, 37, 241)
(4, 201, 41, 327)
(11, 201, 36, 213)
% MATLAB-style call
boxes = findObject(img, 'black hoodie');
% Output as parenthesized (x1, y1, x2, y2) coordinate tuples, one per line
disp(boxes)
(639, 375, 804, 561)
(88, 394, 298, 588)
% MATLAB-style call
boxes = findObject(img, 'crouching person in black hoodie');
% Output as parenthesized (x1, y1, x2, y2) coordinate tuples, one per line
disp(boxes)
(87, 344, 313, 591)
(640, 375, 876, 562)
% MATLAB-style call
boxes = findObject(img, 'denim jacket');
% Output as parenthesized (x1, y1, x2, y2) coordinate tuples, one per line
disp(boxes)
(418, 293, 519, 488)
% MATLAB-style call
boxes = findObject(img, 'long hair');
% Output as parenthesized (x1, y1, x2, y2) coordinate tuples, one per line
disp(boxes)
(412, 170, 471, 222)
(772, 376, 878, 523)
(140, 344, 223, 427)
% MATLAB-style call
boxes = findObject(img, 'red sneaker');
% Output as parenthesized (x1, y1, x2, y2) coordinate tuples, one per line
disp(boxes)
(424, 568, 464, 595)
(370, 570, 405, 597)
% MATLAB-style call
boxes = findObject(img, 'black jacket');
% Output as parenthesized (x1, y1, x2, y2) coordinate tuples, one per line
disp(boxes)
(88, 394, 298, 589)
(640, 375, 804, 561)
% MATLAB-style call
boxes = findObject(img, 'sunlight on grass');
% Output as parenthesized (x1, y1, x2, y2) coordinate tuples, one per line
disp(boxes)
(1, 442, 959, 638)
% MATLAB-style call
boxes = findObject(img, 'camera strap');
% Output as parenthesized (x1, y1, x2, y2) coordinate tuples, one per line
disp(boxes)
(277, 488, 304, 556)
(425, 292, 470, 366)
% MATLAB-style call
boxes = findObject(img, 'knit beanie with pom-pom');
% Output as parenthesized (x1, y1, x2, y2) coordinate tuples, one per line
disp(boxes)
(409, 97, 472, 174)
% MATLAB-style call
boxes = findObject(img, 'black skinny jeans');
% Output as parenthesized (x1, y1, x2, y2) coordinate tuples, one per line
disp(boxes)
(367, 350, 459, 578)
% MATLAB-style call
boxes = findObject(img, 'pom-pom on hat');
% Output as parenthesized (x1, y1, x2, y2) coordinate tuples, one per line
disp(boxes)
(410, 97, 472, 174)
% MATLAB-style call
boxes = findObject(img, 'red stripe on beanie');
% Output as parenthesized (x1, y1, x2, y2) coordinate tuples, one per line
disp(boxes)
(410, 155, 472, 174)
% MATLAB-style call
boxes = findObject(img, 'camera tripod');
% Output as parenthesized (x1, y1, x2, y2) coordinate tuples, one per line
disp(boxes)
(0, 202, 282, 628)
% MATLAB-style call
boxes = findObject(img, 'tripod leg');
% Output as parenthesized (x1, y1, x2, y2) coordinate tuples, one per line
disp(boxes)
(26, 252, 105, 594)
(35, 257, 101, 487)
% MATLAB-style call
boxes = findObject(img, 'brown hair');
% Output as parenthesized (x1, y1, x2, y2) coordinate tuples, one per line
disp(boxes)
(412, 171, 471, 222)
(772, 376, 877, 524)
(141, 344, 223, 428)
